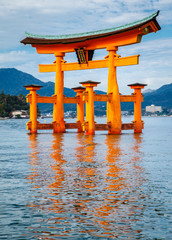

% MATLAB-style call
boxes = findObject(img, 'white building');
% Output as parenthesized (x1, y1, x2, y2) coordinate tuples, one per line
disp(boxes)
(11, 110, 28, 118)
(146, 104, 162, 113)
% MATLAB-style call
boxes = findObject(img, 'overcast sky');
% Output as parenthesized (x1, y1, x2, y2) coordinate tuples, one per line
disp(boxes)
(0, 0, 172, 94)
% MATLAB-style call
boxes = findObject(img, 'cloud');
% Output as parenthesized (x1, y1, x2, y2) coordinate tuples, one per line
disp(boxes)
(118, 37, 172, 90)
(0, 0, 170, 50)
(0, 0, 172, 94)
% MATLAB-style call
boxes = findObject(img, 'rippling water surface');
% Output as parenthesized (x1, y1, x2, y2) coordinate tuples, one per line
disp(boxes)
(0, 117, 172, 239)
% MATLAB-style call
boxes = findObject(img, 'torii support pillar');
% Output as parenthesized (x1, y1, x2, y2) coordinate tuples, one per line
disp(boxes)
(53, 52, 65, 133)
(72, 87, 85, 132)
(24, 84, 42, 134)
(128, 83, 147, 133)
(107, 47, 122, 134)
(80, 81, 100, 135)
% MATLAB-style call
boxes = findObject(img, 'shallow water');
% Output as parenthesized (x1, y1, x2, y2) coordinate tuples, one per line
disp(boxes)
(0, 117, 172, 239)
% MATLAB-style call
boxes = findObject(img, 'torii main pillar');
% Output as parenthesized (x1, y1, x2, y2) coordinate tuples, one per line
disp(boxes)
(80, 81, 100, 135)
(107, 47, 121, 134)
(72, 86, 85, 133)
(24, 84, 42, 134)
(128, 83, 147, 133)
(53, 52, 65, 133)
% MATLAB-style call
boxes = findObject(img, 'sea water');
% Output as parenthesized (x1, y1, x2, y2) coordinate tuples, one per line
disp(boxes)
(0, 117, 172, 239)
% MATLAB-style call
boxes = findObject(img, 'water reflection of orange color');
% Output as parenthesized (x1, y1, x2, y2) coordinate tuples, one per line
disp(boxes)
(74, 134, 123, 238)
(131, 133, 146, 194)
(75, 134, 96, 162)
(92, 134, 146, 238)
(27, 134, 40, 187)
(83, 135, 97, 189)
(132, 133, 143, 158)
(48, 134, 65, 190)
(75, 134, 97, 190)
(27, 133, 68, 239)
(46, 134, 68, 221)
(105, 135, 124, 191)
(125, 133, 146, 228)
(68, 134, 98, 217)
(27, 132, 146, 239)
(28, 134, 39, 165)
(92, 135, 125, 235)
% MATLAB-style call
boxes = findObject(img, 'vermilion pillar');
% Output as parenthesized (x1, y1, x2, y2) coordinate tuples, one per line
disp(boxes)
(24, 84, 42, 134)
(128, 83, 147, 133)
(80, 81, 100, 135)
(72, 86, 85, 132)
(53, 52, 65, 133)
(107, 47, 122, 134)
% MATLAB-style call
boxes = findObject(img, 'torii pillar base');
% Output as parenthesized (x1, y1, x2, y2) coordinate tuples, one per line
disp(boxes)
(24, 84, 42, 134)
(72, 87, 85, 133)
(128, 83, 147, 133)
(80, 81, 100, 135)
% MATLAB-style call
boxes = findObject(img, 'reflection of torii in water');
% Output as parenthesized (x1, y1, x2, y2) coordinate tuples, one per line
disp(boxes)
(22, 11, 161, 134)
(27, 131, 147, 238)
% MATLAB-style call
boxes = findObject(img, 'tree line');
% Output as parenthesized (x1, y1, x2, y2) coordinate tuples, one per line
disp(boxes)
(0, 91, 29, 118)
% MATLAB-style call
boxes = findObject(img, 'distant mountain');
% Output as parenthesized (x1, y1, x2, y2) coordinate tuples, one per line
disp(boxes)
(121, 83, 172, 111)
(0, 68, 172, 113)
(0, 68, 105, 113)
(0, 68, 75, 97)
(0, 68, 75, 113)
(143, 83, 172, 109)
(143, 89, 155, 94)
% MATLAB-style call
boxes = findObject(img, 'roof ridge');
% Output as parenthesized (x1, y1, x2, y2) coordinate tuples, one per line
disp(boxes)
(25, 11, 160, 40)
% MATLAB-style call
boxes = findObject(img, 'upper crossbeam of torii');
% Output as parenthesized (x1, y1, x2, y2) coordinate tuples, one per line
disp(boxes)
(21, 11, 161, 134)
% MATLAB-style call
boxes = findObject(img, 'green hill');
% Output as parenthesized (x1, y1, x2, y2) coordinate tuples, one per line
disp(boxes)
(0, 68, 77, 113)
(0, 68, 106, 114)
(0, 92, 29, 118)
(143, 84, 172, 109)
(0, 68, 75, 97)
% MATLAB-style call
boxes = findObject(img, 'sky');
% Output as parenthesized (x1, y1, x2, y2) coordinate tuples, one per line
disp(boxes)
(0, 0, 172, 94)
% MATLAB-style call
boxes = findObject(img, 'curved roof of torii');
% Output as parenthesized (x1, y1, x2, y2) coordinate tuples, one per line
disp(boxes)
(21, 11, 160, 46)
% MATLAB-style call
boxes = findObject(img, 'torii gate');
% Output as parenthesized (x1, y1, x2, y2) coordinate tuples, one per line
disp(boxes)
(21, 11, 161, 134)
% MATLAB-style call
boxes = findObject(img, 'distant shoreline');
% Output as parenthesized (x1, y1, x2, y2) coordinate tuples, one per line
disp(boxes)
(1, 115, 172, 120)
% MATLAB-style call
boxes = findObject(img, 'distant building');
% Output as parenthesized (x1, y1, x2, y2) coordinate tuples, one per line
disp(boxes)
(11, 110, 28, 118)
(146, 104, 162, 113)
(121, 111, 128, 116)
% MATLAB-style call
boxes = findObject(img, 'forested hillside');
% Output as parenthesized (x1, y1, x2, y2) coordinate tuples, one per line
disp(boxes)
(0, 91, 29, 117)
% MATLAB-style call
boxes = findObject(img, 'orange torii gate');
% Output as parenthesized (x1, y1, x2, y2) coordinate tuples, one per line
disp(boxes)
(21, 11, 161, 135)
